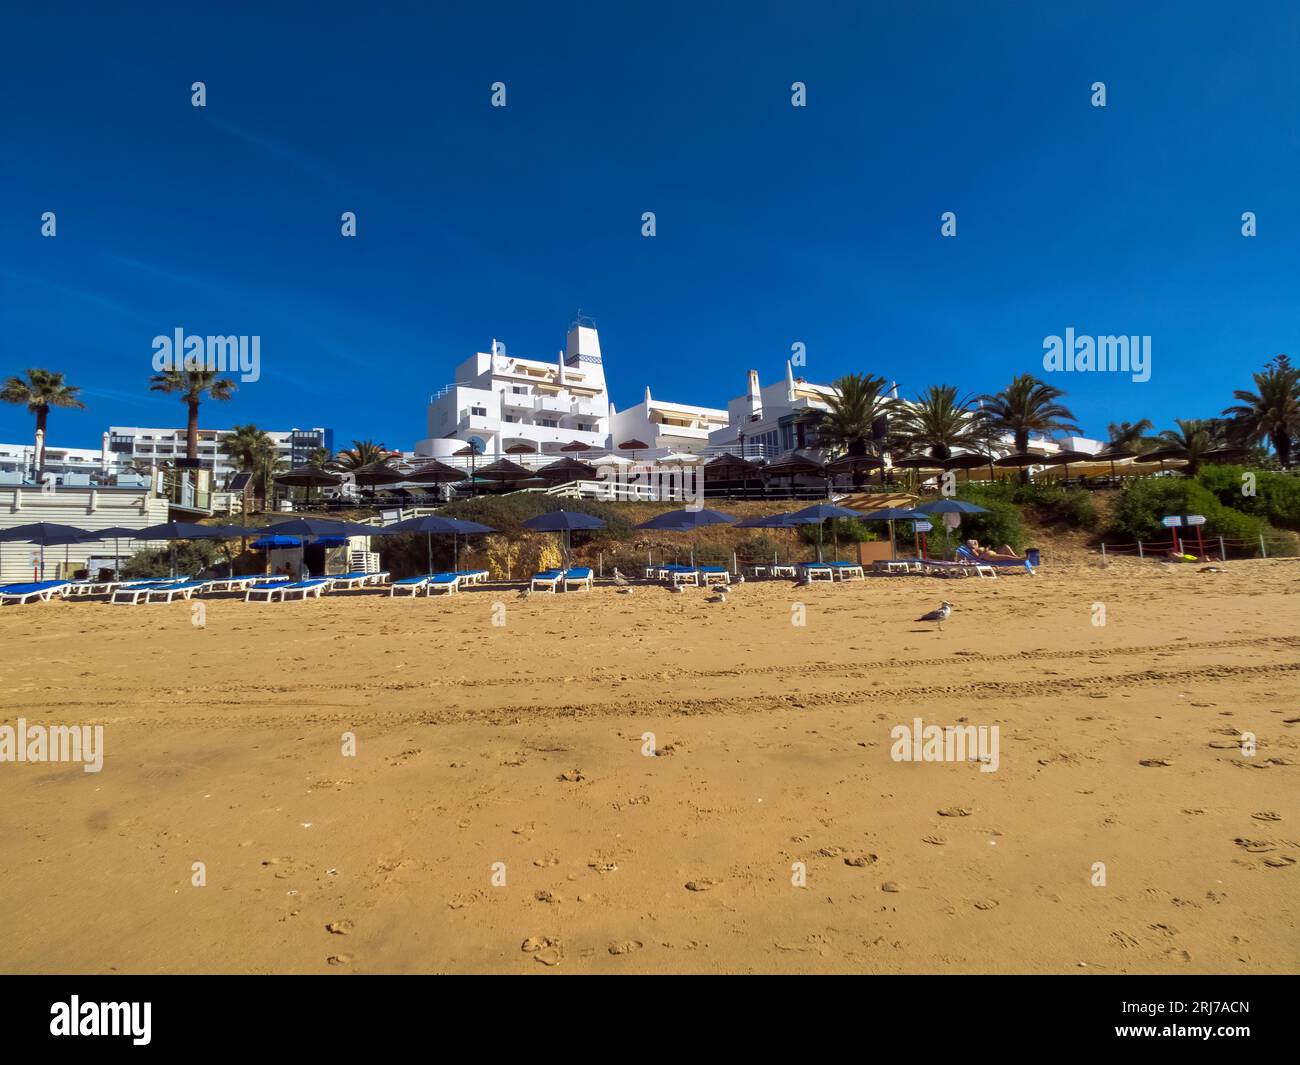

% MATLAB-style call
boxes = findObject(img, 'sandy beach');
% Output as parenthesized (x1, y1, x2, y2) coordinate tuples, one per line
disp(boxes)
(0, 557, 1296, 974)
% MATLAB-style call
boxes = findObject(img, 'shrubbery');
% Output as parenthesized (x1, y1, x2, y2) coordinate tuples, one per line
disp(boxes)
(1105, 476, 1293, 555)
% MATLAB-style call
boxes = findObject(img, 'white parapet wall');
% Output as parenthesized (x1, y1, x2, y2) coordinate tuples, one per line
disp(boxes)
(0, 485, 171, 582)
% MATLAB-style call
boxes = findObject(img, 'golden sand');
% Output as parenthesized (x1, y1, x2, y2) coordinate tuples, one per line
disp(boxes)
(0, 558, 1296, 973)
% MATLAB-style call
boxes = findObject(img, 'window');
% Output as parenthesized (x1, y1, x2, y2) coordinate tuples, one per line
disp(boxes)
(470, 406, 487, 417)
(512, 386, 528, 395)
(540, 419, 558, 428)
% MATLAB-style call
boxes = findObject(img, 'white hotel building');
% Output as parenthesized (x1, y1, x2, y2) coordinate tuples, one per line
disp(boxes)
(415, 320, 728, 462)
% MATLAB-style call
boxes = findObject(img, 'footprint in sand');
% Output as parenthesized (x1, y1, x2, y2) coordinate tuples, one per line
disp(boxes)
(923, 835, 946, 846)
(1251, 812, 1282, 822)
(1234, 839, 1276, 853)
(521, 936, 563, 965)
(844, 854, 878, 867)
(1139, 759, 1173, 767)
(325, 920, 353, 935)
(1262, 855, 1295, 868)
(972, 899, 999, 911)
(326, 953, 353, 966)
(938, 807, 971, 817)
(608, 940, 644, 955)
(685, 878, 721, 892)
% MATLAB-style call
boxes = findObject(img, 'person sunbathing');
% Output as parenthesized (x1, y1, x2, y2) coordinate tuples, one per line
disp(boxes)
(965, 539, 1024, 562)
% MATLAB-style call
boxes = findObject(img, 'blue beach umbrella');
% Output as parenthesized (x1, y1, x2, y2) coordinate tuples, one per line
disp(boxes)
(371, 514, 498, 574)
(779, 504, 871, 562)
(913, 499, 990, 515)
(522, 510, 605, 567)
(634, 508, 735, 566)
(0, 522, 93, 580)
(859, 506, 929, 560)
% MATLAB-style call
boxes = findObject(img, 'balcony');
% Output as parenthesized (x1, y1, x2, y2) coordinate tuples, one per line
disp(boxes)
(534, 394, 570, 416)
(570, 398, 605, 420)
(502, 391, 533, 410)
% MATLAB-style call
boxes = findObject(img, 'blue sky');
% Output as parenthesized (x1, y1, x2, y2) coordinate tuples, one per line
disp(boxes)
(2, 0, 1297, 451)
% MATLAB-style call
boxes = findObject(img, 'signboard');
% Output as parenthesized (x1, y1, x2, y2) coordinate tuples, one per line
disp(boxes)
(1161, 515, 1182, 528)
(913, 521, 933, 533)
(174, 458, 204, 469)
(1185, 514, 1206, 526)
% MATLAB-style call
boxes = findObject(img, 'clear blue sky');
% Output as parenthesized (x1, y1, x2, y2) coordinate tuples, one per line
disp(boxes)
(2, 0, 1297, 451)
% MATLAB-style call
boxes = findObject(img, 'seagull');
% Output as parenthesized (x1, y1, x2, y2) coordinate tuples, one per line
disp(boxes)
(669, 584, 685, 594)
(916, 601, 951, 631)
(734, 573, 746, 585)
(517, 588, 531, 600)
(613, 568, 629, 587)
(706, 592, 727, 604)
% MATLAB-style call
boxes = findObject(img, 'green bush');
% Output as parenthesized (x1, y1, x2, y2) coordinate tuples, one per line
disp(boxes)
(1196, 465, 1300, 531)
(122, 541, 221, 579)
(1106, 476, 1290, 555)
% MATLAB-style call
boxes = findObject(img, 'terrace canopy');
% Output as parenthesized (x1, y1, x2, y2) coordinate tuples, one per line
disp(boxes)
(402, 460, 468, 486)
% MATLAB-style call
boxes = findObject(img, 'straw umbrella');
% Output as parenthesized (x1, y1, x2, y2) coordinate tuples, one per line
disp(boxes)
(761, 450, 827, 498)
(825, 452, 884, 491)
(1091, 444, 1137, 481)
(1135, 445, 1189, 473)
(274, 466, 342, 508)
(993, 450, 1049, 484)
(537, 457, 599, 483)
(703, 452, 763, 499)
(471, 458, 534, 495)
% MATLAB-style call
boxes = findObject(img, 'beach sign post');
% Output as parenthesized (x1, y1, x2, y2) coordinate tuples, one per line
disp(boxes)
(1161, 514, 1182, 554)
(1186, 514, 1207, 556)
(913, 520, 932, 560)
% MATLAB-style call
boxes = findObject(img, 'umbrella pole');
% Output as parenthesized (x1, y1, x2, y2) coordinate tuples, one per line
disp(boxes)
(426, 531, 432, 576)
(889, 520, 896, 560)
(115, 537, 121, 580)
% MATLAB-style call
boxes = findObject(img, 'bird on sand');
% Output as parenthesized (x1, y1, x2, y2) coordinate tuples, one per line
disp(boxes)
(517, 588, 531, 600)
(706, 591, 727, 604)
(668, 584, 685, 594)
(916, 601, 951, 631)
(613, 568, 629, 586)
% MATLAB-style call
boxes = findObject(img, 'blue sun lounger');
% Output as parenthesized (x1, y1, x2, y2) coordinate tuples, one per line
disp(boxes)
(427, 572, 459, 595)
(824, 561, 865, 581)
(389, 575, 431, 597)
(0, 580, 71, 605)
(455, 569, 489, 585)
(110, 580, 192, 605)
(698, 566, 730, 586)
(563, 567, 593, 591)
(144, 580, 212, 603)
(327, 571, 390, 590)
(530, 569, 563, 592)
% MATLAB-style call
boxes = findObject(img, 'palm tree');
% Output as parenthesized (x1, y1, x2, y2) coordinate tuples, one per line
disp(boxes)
(1222, 354, 1300, 468)
(332, 439, 392, 470)
(305, 446, 333, 469)
(148, 369, 236, 462)
(1106, 419, 1156, 453)
(0, 368, 86, 473)
(978, 374, 1080, 482)
(1156, 418, 1221, 476)
(220, 424, 280, 507)
(895, 384, 982, 462)
(816, 374, 898, 456)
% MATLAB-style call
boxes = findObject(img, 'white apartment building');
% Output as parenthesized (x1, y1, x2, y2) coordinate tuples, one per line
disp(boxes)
(0, 437, 128, 484)
(416, 321, 612, 461)
(608, 387, 728, 455)
(708, 363, 843, 459)
(106, 425, 333, 482)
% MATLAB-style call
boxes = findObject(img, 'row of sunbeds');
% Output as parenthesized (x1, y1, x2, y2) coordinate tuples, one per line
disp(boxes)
(529, 567, 593, 592)
(871, 546, 1035, 578)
